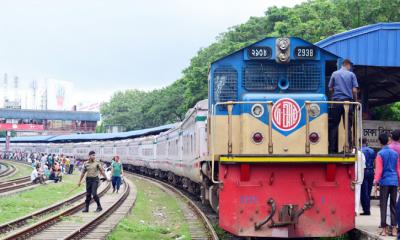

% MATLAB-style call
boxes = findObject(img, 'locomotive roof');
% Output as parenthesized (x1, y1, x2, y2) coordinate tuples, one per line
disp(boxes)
(210, 36, 339, 65)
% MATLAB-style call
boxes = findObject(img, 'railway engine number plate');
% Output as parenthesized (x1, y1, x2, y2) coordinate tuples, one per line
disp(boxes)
(247, 46, 272, 59)
(294, 46, 316, 59)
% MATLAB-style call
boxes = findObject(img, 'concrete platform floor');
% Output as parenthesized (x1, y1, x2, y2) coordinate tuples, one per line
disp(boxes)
(356, 199, 396, 240)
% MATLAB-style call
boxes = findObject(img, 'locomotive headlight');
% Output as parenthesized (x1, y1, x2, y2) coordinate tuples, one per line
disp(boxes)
(309, 132, 320, 144)
(251, 104, 264, 118)
(278, 38, 289, 51)
(278, 52, 289, 62)
(275, 38, 290, 63)
(309, 103, 320, 117)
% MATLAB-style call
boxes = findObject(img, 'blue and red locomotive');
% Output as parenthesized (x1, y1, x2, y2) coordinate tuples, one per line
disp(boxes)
(209, 37, 361, 237)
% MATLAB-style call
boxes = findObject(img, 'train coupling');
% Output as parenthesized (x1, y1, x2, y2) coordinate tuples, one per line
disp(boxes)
(255, 199, 313, 230)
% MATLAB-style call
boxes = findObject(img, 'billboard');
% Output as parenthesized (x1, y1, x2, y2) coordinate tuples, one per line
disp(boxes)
(41, 79, 74, 110)
(0, 123, 44, 131)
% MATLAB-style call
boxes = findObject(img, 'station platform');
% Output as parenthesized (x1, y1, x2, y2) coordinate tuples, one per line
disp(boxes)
(356, 199, 395, 240)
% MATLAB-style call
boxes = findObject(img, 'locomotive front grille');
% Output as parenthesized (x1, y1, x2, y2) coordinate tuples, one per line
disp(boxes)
(243, 62, 321, 91)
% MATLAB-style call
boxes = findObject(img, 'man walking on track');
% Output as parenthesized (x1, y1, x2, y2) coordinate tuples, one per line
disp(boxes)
(78, 151, 107, 212)
(111, 156, 123, 193)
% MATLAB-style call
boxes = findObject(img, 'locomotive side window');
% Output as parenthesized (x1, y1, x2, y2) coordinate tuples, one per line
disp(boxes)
(213, 67, 238, 102)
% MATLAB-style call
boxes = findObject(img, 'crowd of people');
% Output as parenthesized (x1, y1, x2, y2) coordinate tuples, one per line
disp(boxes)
(1, 150, 124, 195)
(356, 130, 400, 237)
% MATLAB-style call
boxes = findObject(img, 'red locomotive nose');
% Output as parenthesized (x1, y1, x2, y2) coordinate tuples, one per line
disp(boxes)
(252, 132, 263, 143)
(309, 132, 320, 143)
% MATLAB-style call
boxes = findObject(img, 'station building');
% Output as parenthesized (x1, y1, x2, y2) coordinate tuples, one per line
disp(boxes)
(316, 22, 400, 147)
(0, 108, 100, 136)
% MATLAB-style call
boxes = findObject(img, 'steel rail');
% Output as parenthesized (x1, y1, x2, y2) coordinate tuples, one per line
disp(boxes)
(0, 176, 31, 188)
(0, 163, 16, 179)
(2, 182, 111, 240)
(63, 182, 130, 239)
(0, 182, 101, 234)
(131, 173, 219, 240)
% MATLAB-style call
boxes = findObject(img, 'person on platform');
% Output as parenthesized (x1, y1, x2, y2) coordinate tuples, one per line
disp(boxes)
(388, 129, 400, 238)
(78, 151, 107, 212)
(111, 156, 123, 193)
(328, 59, 359, 153)
(389, 129, 400, 157)
(374, 133, 400, 236)
(360, 138, 376, 215)
(355, 148, 366, 215)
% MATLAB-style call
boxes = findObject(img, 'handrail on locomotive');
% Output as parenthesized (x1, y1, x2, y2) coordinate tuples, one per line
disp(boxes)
(211, 100, 362, 184)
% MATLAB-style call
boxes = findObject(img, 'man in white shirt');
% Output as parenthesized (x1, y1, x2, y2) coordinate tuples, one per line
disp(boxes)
(355, 149, 366, 215)
(40, 154, 47, 167)
(31, 166, 44, 184)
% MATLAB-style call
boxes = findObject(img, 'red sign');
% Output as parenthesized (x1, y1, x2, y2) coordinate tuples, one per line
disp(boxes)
(272, 98, 301, 131)
(0, 124, 45, 131)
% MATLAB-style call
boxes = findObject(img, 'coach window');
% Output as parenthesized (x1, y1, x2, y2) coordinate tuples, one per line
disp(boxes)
(190, 135, 193, 154)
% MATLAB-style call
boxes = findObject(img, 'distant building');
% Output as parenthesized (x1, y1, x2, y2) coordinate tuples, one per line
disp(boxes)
(3, 100, 21, 109)
(78, 102, 102, 112)
(0, 108, 100, 136)
(105, 125, 126, 133)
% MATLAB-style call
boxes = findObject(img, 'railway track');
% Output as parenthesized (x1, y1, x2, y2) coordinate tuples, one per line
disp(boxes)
(1, 179, 133, 240)
(131, 173, 219, 240)
(0, 163, 17, 179)
(0, 176, 33, 194)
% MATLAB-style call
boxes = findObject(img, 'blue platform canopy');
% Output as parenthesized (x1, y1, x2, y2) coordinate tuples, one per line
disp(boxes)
(0, 124, 175, 143)
(0, 109, 100, 121)
(38, 123, 175, 143)
(316, 22, 400, 108)
(0, 135, 55, 143)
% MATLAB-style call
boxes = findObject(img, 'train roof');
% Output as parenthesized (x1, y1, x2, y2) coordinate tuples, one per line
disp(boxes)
(0, 124, 175, 143)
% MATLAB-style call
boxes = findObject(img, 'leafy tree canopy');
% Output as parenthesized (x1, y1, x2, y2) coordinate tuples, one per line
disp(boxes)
(101, 0, 400, 131)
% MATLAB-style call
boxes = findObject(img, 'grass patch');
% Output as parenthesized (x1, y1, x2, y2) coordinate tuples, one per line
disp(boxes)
(6, 161, 34, 180)
(107, 177, 191, 240)
(0, 173, 84, 224)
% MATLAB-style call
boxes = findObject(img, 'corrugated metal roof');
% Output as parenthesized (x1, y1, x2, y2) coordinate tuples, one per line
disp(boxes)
(316, 22, 400, 67)
(0, 109, 100, 121)
(4, 135, 55, 143)
(1, 124, 175, 143)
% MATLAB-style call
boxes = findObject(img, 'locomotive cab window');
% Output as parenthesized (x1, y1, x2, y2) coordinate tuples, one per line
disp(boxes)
(213, 67, 238, 102)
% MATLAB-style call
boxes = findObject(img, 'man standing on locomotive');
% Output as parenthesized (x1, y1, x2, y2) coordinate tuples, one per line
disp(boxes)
(78, 151, 107, 212)
(328, 58, 359, 153)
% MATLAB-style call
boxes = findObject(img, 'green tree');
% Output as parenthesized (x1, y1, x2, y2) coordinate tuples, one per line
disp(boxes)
(101, 0, 400, 129)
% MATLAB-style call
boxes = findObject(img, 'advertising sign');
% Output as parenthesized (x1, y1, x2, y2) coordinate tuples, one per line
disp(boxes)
(0, 124, 44, 131)
(363, 120, 400, 148)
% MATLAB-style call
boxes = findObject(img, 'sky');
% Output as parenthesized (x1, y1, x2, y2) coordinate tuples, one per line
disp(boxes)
(0, 0, 304, 106)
